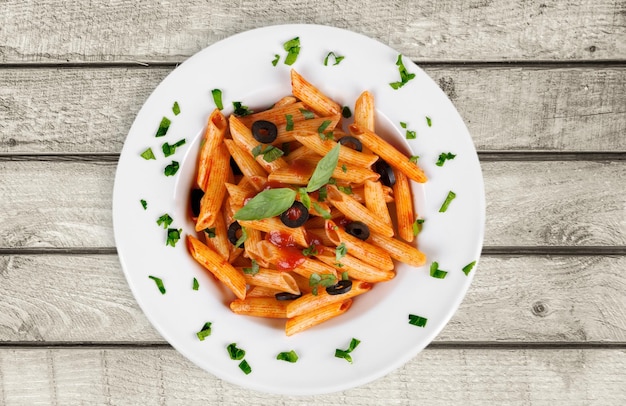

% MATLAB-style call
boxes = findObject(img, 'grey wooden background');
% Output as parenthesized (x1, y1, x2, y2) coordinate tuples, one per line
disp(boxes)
(0, 0, 625, 404)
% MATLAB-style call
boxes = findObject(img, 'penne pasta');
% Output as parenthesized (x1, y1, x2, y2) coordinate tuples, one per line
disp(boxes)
(354, 90, 375, 131)
(393, 169, 415, 243)
(230, 297, 289, 318)
(364, 179, 393, 228)
(224, 139, 266, 180)
(326, 185, 394, 237)
(293, 130, 378, 168)
(229, 115, 288, 173)
(286, 299, 352, 336)
(290, 69, 341, 117)
(273, 115, 341, 145)
(324, 220, 394, 271)
(241, 267, 300, 295)
(203, 209, 230, 261)
(195, 143, 230, 231)
(238, 102, 310, 127)
(286, 280, 372, 318)
(368, 232, 427, 267)
(316, 246, 394, 283)
(238, 218, 308, 248)
(197, 109, 228, 191)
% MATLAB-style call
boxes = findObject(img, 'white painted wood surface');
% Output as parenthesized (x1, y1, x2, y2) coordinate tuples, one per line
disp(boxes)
(0, 0, 624, 404)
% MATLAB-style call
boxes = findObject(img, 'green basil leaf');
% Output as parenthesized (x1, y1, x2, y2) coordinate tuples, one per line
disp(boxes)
(307, 144, 340, 192)
(233, 188, 296, 221)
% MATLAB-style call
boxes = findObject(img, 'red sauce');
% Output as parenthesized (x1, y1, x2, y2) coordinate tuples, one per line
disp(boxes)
(275, 247, 306, 271)
(267, 231, 296, 247)
(289, 160, 315, 177)
(285, 206, 302, 221)
(337, 216, 350, 227)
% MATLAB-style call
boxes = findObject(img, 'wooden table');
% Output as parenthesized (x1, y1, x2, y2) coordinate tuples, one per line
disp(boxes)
(1, 1, 624, 404)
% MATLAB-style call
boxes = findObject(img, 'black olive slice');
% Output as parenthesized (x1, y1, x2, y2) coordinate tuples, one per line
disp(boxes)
(275, 292, 303, 301)
(251, 120, 278, 143)
(230, 156, 243, 176)
(326, 280, 353, 295)
(280, 201, 309, 228)
(227, 221, 244, 247)
(374, 159, 396, 187)
(190, 188, 204, 217)
(337, 136, 363, 152)
(345, 221, 370, 241)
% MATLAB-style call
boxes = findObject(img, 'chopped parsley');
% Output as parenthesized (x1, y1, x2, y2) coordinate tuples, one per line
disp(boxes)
(342, 106, 352, 118)
(409, 155, 420, 164)
(335, 243, 347, 262)
(317, 119, 332, 135)
(227, 343, 246, 360)
(243, 259, 260, 275)
(342, 271, 349, 280)
(299, 108, 315, 120)
(317, 186, 328, 202)
(337, 185, 353, 195)
(412, 218, 424, 236)
(341, 164, 347, 173)
(140, 199, 148, 210)
(235, 227, 248, 248)
(430, 261, 448, 279)
(335, 338, 360, 363)
(155, 117, 171, 137)
(462, 261, 476, 276)
(285, 114, 294, 131)
(439, 191, 456, 213)
(276, 350, 299, 363)
(283, 37, 301, 66)
(166, 228, 182, 247)
(426, 116, 432, 127)
(162, 138, 186, 157)
(238, 359, 252, 375)
(232, 101, 252, 116)
(436, 152, 456, 167)
(302, 244, 318, 257)
(251, 144, 284, 163)
(196, 322, 212, 341)
(164, 161, 180, 176)
(389, 54, 416, 90)
(211, 89, 223, 110)
(400, 122, 416, 139)
(140, 147, 156, 160)
(172, 101, 180, 116)
(205, 228, 216, 238)
(324, 52, 344, 66)
(148, 275, 166, 294)
(309, 273, 337, 295)
(156, 213, 173, 229)
(312, 201, 331, 220)
(271, 54, 280, 66)
(298, 188, 311, 210)
(408, 314, 428, 327)
(192, 277, 199, 290)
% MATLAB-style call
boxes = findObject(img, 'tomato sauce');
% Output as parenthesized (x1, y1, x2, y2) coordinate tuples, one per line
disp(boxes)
(266, 231, 305, 271)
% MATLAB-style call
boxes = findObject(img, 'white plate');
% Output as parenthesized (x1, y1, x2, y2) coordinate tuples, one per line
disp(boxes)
(113, 24, 485, 395)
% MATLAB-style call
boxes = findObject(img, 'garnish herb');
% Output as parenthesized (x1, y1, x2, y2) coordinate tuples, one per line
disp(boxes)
(243, 259, 259, 275)
(193, 277, 199, 290)
(337, 185, 353, 195)
(141, 147, 156, 160)
(426, 116, 432, 127)
(285, 114, 294, 131)
(148, 275, 166, 294)
(408, 314, 428, 327)
(462, 261, 476, 276)
(412, 218, 425, 236)
(306, 144, 341, 192)
(283, 37, 301, 66)
(234, 188, 297, 221)
(400, 122, 416, 139)
(342, 106, 352, 118)
(324, 52, 345, 66)
(232, 101, 253, 116)
(409, 155, 420, 164)
(172, 101, 180, 116)
(312, 202, 331, 219)
(298, 188, 311, 210)
(238, 359, 252, 375)
(251, 144, 284, 163)
(164, 161, 180, 176)
(400, 122, 407, 129)
(317, 119, 332, 135)
(302, 244, 318, 257)
(299, 108, 315, 120)
(389, 54, 416, 89)
(342, 271, 349, 280)
(235, 227, 248, 248)
(276, 350, 299, 363)
(205, 228, 216, 238)
(439, 191, 456, 213)
(211, 89, 223, 110)
(335, 243, 347, 262)
(162, 138, 186, 157)
(335, 338, 361, 363)
(317, 186, 328, 202)
(309, 273, 337, 295)
(430, 261, 448, 279)
(271, 54, 280, 66)
(319, 131, 334, 141)
(157, 213, 173, 229)
(166, 228, 182, 247)
(227, 343, 246, 360)
(196, 322, 212, 340)
(155, 117, 171, 137)
(436, 152, 456, 167)
(341, 164, 347, 173)
(140, 199, 148, 210)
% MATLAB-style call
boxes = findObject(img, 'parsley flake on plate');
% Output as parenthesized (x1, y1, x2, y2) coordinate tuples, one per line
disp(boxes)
(172, 101, 180, 116)
(166, 228, 182, 247)
(408, 314, 428, 327)
(211, 89, 223, 110)
(196, 322, 212, 341)
(164, 161, 180, 176)
(436, 152, 456, 167)
(148, 275, 166, 294)
(140, 147, 156, 160)
(335, 338, 361, 363)
(276, 350, 299, 363)
(140, 199, 147, 210)
(389, 54, 416, 89)
(439, 191, 456, 212)
(162, 139, 186, 158)
(156, 213, 173, 229)
(430, 261, 448, 279)
(324, 51, 345, 66)
(462, 261, 477, 276)
(155, 116, 171, 137)
(283, 37, 301, 65)
(227, 343, 246, 360)
(238, 359, 252, 375)
(192, 277, 199, 290)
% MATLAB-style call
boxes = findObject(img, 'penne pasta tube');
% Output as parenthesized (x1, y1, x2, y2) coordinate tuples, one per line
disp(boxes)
(272, 95, 297, 109)
(238, 218, 308, 248)
(197, 109, 228, 191)
(241, 228, 271, 268)
(273, 115, 341, 145)
(393, 169, 415, 243)
(290, 272, 313, 294)
(364, 179, 393, 228)
(315, 246, 394, 283)
(292, 257, 338, 280)
(291, 69, 341, 117)
(368, 232, 427, 267)
(352, 185, 394, 204)
(241, 267, 300, 295)
(354, 90, 375, 131)
(349, 124, 427, 183)
(195, 143, 230, 231)
(326, 185, 394, 237)
(238, 102, 309, 127)
(304, 207, 342, 228)
(224, 139, 266, 180)
(247, 286, 282, 298)
(286, 299, 352, 336)
(284, 144, 319, 164)
(187, 235, 246, 300)
(305, 228, 335, 247)
(229, 115, 288, 173)
(293, 130, 379, 168)
(324, 220, 394, 271)
(286, 280, 372, 318)
(230, 297, 289, 318)
(203, 209, 230, 260)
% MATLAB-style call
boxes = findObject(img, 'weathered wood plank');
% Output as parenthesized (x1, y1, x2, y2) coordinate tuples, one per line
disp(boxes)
(0, 254, 624, 343)
(0, 160, 623, 249)
(0, 347, 624, 405)
(0, 0, 623, 63)
(1, 67, 624, 153)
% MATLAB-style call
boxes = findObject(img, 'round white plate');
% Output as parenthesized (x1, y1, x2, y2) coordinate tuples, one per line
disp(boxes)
(113, 24, 485, 395)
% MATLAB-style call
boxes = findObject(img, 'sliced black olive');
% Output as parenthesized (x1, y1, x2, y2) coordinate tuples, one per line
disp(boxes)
(230, 156, 243, 176)
(345, 221, 370, 241)
(337, 136, 363, 152)
(227, 221, 243, 247)
(326, 280, 353, 295)
(275, 292, 303, 301)
(374, 159, 396, 187)
(190, 188, 204, 217)
(251, 120, 278, 143)
(280, 201, 309, 228)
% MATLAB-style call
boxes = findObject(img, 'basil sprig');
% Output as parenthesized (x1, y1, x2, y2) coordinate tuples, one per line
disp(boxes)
(306, 143, 340, 192)
(233, 188, 297, 221)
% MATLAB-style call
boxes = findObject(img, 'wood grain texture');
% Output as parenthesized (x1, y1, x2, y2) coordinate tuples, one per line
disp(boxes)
(0, 254, 624, 343)
(0, 347, 624, 405)
(0, 0, 624, 63)
(0, 160, 624, 249)
(1, 67, 624, 153)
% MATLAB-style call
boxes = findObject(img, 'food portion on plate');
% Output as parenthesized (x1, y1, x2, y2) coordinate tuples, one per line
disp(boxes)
(186, 69, 427, 336)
